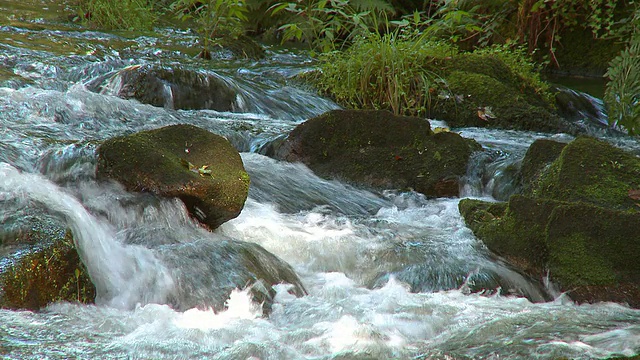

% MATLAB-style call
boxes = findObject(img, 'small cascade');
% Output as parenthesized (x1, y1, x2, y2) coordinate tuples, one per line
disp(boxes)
(554, 85, 624, 136)
(0, 163, 175, 309)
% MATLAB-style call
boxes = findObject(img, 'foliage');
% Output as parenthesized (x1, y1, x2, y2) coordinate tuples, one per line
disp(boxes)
(171, 0, 248, 58)
(76, 0, 158, 30)
(604, 33, 640, 135)
(517, 0, 628, 67)
(270, 0, 395, 52)
(310, 26, 457, 115)
(417, 0, 517, 47)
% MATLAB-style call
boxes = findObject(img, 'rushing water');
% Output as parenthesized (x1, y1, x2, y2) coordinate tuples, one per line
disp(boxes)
(1, 2, 640, 359)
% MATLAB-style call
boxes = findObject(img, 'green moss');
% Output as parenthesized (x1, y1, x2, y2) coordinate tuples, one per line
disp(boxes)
(548, 233, 617, 286)
(534, 136, 640, 210)
(520, 139, 567, 194)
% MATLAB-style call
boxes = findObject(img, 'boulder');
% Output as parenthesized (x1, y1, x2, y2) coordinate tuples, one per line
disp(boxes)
(519, 139, 567, 194)
(459, 196, 640, 307)
(0, 221, 95, 310)
(99, 64, 240, 111)
(276, 109, 482, 197)
(97, 124, 250, 229)
(460, 136, 640, 307)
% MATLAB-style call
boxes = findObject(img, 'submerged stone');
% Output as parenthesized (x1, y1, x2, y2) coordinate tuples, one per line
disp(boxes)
(159, 238, 306, 313)
(276, 109, 482, 198)
(97, 124, 250, 229)
(99, 64, 240, 111)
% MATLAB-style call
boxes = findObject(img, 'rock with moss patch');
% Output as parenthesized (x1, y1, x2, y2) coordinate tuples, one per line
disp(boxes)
(98, 64, 240, 111)
(276, 109, 482, 197)
(97, 124, 250, 229)
(0, 222, 95, 310)
(460, 195, 640, 307)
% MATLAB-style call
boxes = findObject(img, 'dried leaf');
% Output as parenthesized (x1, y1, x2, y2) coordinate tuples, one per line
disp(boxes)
(628, 189, 640, 200)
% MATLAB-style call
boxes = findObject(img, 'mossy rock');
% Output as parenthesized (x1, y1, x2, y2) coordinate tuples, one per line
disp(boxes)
(520, 139, 567, 194)
(97, 124, 250, 229)
(546, 203, 640, 307)
(0, 228, 95, 310)
(276, 109, 482, 197)
(459, 196, 552, 276)
(533, 136, 640, 210)
(102, 64, 238, 111)
(460, 194, 640, 307)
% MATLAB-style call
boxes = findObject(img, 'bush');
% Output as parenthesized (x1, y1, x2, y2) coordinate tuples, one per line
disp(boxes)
(271, 0, 394, 52)
(604, 33, 640, 135)
(310, 31, 457, 116)
(77, 0, 158, 30)
(171, 0, 248, 58)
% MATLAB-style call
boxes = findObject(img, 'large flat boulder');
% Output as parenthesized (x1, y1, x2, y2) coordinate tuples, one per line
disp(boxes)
(276, 109, 482, 197)
(97, 124, 250, 229)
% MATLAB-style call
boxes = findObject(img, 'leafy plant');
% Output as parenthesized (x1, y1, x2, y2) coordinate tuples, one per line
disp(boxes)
(270, 0, 394, 52)
(77, 0, 158, 30)
(418, 0, 516, 47)
(171, 0, 248, 58)
(604, 33, 640, 135)
(517, 0, 625, 67)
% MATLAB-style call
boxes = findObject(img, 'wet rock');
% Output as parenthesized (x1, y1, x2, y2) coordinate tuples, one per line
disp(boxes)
(460, 136, 640, 307)
(0, 221, 95, 310)
(97, 124, 250, 229)
(159, 239, 306, 313)
(100, 64, 240, 111)
(276, 109, 482, 197)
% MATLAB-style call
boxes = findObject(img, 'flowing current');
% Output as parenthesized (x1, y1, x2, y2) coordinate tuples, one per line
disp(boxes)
(1, 3, 640, 359)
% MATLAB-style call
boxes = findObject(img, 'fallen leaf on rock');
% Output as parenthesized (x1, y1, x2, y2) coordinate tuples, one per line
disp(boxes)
(628, 189, 640, 200)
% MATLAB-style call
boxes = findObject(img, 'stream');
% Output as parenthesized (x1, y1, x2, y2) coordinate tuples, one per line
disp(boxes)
(1, 1, 640, 359)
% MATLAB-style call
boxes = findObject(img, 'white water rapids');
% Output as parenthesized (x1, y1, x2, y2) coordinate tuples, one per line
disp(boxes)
(0, 11, 639, 358)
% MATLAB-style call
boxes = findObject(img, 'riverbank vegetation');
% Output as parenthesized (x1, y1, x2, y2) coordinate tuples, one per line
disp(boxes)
(72, 0, 640, 134)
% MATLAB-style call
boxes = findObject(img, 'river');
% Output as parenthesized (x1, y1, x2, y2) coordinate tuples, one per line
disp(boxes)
(1, 1, 640, 359)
